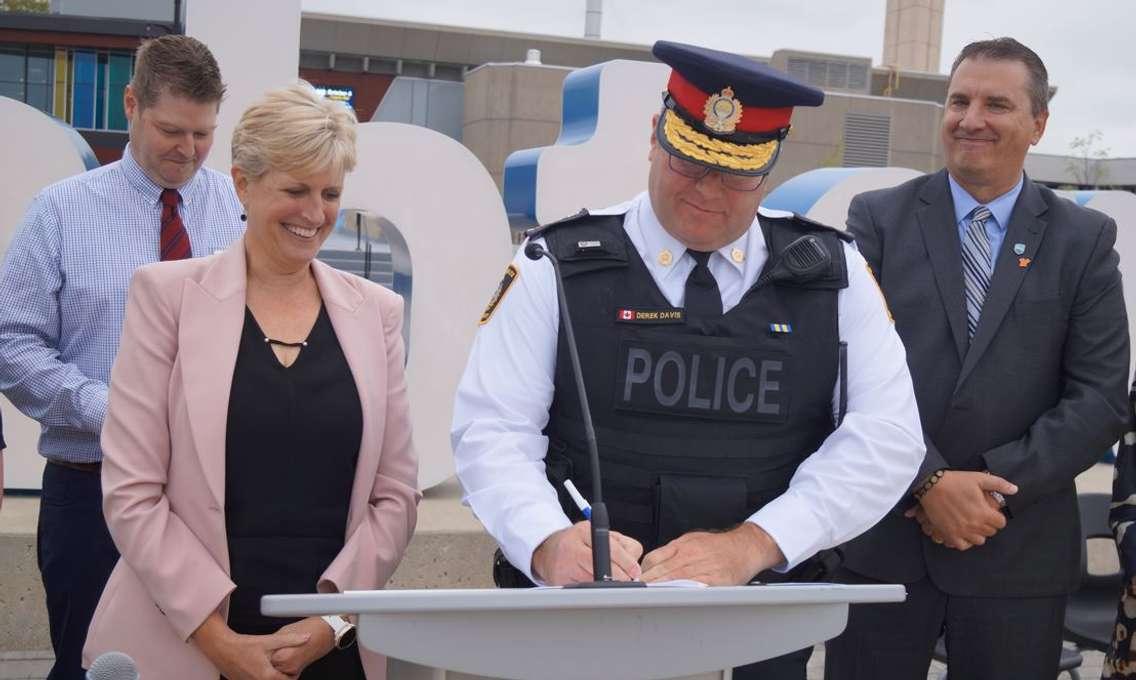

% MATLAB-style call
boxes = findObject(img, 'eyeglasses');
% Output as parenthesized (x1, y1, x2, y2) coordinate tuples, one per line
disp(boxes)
(666, 152, 768, 192)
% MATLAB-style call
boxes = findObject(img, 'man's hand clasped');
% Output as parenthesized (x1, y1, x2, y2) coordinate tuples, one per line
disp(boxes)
(906, 470, 1017, 550)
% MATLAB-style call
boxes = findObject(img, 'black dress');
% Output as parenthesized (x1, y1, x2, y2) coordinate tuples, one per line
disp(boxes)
(225, 305, 365, 679)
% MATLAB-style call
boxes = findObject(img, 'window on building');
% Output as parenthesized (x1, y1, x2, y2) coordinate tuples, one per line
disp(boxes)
(0, 45, 25, 101)
(299, 50, 331, 70)
(26, 47, 52, 112)
(333, 54, 364, 73)
(787, 57, 870, 93)
(0, 43, 132, 130)
(106, 53, 130, 130)
(366, 57, 398, 75)
(71, 49, 96, 128)
(433, 63, 465, 82)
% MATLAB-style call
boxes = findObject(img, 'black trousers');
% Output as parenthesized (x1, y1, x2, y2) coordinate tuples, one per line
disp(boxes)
(733, 645, 813, 680)
(824, 567, 1066, 680)
(37, 462, 119, 680)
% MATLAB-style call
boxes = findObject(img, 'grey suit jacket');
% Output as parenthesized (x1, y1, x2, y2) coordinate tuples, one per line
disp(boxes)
(840, 169, 1129, 597)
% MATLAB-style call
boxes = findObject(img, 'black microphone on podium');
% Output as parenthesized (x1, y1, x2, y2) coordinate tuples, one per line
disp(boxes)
(525, 240, 645, 588)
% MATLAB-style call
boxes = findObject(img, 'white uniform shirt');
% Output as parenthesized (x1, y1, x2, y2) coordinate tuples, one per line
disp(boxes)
(452, 192, 925, 582)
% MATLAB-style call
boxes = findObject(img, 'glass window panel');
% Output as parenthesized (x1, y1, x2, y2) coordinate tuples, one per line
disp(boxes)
(72, 50, 96, 128)
(367, 58, 398, 74)
(299, 51, 329, 70)
(787, 59, 808, 82)
(26, 82, 50, 113)
(806, 61, 827, 87)
(107, 53, 131, 131)
(27, 49, 52, 83)
(433, 64, 464, 82)
(53, 49, 67, 118)
(95, 52, 107, 129)
(0, 80, 24, 101)
(826, 62, 848, 89)
(0, 47, 25, 85)
(333, 55, 363, 72)
(401, 61, 428, 78)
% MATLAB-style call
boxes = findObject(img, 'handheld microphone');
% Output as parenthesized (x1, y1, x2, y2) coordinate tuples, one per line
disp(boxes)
(525, 240, 644, 588)
(86, 651, 139, 680)
(755, 234, 831, 288)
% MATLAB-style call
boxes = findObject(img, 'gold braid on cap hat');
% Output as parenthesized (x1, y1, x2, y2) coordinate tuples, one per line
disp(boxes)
(663, 109, 778, 172)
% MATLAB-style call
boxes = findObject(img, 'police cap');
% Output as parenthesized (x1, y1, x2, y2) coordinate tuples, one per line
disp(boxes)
(652, 40, 824, 176)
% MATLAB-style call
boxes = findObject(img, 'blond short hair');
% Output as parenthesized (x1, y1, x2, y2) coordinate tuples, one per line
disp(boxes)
(231, 81, 357, 181)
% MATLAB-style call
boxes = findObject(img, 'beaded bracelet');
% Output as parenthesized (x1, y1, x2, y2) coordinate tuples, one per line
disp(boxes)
(913, 469, 946, 501)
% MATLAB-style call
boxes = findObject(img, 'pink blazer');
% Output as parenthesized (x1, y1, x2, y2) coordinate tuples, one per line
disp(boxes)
(83, 237, 420, 680)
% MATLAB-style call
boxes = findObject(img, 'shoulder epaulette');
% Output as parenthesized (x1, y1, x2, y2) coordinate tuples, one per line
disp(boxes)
(523, 208, 592, 241)
(758, 207, 854, 243)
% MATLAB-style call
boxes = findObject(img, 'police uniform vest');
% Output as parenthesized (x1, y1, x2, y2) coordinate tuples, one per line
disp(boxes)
(534, 210, 850, 565)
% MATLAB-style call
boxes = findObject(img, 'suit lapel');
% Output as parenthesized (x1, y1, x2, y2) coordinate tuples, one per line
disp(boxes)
(179, 238, 248, 508)
(916, 171, 968, 362)
(312, 261, 384, 532)
(957, 177, 1049, 388)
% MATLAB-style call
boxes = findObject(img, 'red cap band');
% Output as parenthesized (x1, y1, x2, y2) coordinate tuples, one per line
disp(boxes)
(667, 71, 793, 134)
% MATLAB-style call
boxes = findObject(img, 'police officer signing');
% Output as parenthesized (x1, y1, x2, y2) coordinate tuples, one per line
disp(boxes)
(452, 40, 926, 677)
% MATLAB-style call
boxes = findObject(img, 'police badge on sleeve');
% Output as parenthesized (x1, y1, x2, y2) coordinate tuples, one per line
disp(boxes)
(480, 264, 519, 326)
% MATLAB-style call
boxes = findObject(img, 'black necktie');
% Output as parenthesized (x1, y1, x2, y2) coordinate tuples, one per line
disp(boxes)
(684, 250, 722, 319)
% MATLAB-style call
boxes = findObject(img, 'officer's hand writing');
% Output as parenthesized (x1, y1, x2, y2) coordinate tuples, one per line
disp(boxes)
(904, 471, 1016, 550)
(531, 521, 643, 585)
(640, 522, 783, 586)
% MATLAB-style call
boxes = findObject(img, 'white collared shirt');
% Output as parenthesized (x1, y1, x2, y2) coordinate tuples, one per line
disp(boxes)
(451, 191, 925, 582)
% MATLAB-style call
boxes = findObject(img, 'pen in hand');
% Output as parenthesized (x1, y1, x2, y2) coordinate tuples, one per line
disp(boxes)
(563, 479, 591, 520)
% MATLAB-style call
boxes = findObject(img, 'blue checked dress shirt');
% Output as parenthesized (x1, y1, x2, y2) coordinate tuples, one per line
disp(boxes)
(0, 145, 244, 464)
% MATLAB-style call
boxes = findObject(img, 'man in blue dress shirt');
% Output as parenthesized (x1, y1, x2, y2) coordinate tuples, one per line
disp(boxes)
(0, 35, 244, 680)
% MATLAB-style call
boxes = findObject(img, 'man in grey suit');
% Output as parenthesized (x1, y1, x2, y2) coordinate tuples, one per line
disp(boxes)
(825, 37, 1129, 679)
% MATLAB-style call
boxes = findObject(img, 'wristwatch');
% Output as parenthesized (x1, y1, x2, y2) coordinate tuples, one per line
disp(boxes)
(320, 614, 357, 649)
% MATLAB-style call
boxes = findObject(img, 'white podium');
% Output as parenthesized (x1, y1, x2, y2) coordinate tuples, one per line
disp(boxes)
(262, 584, 904, 680)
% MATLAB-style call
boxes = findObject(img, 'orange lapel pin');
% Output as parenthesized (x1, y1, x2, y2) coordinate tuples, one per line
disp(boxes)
(1018, 257, 1032, 268)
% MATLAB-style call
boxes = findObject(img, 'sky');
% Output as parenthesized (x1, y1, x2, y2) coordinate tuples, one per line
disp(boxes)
(303, 0, 1136, 159)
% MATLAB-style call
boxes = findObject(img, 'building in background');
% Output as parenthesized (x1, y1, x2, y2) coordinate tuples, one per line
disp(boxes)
(0, 1, 178, 163)
(3, 1, 1129, 194)
(296, 13, 957, 191)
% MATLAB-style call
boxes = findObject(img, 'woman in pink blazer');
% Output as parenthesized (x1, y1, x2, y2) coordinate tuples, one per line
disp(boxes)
(83, 83, 419, 680)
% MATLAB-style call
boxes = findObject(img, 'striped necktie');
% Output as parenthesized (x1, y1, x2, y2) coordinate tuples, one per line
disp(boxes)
(961, 206, 993, 339)
(159, 188, 192, 261)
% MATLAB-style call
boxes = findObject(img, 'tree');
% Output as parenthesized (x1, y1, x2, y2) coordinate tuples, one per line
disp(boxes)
(1066, 130, 1110, 188)
(0, 0, 50, 12)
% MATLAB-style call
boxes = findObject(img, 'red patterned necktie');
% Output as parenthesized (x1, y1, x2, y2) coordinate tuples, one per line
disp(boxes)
(159, 188, 192, 261)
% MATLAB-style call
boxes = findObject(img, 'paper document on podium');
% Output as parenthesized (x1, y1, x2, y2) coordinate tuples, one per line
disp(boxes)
(537, 579, 708, 589)
(644, 579, 708, 588)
